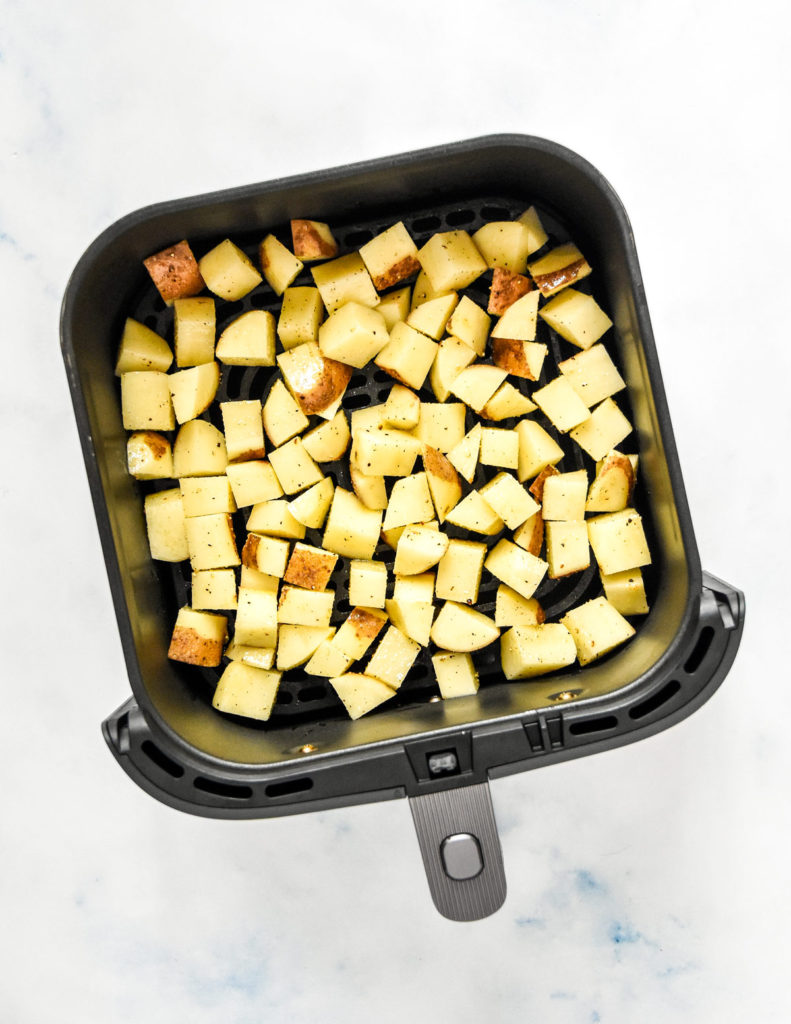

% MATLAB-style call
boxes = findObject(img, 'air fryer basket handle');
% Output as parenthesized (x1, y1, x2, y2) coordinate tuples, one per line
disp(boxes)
(409, 782, 506, 922)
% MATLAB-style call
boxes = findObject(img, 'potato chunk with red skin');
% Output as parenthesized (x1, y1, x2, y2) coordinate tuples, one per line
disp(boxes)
(290, 219, 338, 260)
(488, 268, 534, 315)
(143, 240, 204, 304)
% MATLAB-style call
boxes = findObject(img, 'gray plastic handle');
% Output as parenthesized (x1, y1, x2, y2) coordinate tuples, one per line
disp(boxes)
(409, 782, 506, 921)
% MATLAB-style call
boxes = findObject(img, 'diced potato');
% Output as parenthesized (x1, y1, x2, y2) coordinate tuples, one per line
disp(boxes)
(224, 642, 276, 669)
(283, 542, 338, 591)
(143, 240, 204, 305)
(115, 318, 173, 375)
(259, 234, 303, 295)
(383, 384, 421, 430)
(291, 219, 338, 261)
(276, 625, 335, 671)
(527, 243, 592, 298)
(561, 596, 636, 666)
(430, 602, 499, 652)
(528, 464, 559, 502)
(374, 322, 438, 390)
(545, 520, 590, 578)
(246, 499, 306, 539)
(277, 287, 324, 350)
(174, 297, 215, 367)
(435, 539, 486, 604)
(500, 623, 577, 679)
(432, 651, 479, 698)
(495, 585, 545, 627)
(393, 525, 449, 575)
(558, 343, 625, 409)
(359, 221, 420, 290)
(179, 475, 236, 517)
(516, 206, 549, 254)
(385, 598, 434, 647)
(446, 296, 491, 356)
(586, 451, 635, 513)
(472, 221, 532, 273)
(449, 365, 507, 413)
(235, 587, 278, 647)
(215, 309, 276, 366)
(355, 428, 422, 476)
(332, 607, 388, 661)
(168, 607, 226, 666)
(444, 490, 504, 535)
(121, 371, 174, 431)
(447, 422, 481, 483)
(349, 559, 388, 609)
(269, 437, 324, 495)
(288, 476, 335, 528)
(226, 461, 283, 507)
(305, 639, 352, 677)
(318, 302, 390, 368)
(491, 338, 547, 381)
(515, 419, 564, 482)
(172, 420, 228, 478)
(366, 626, 420, 689)
(410, 267, 451, 310)
(322, 487, 383, 559)
(569, 398, 632, 461)
(587, 508, 651, 575)
(144, 488, 189, 562)
(278, 585, 335, 627)
(532, 377, 591, 433)
(491, 290, 540, 342)
(542, 469, 588, 521)
(263, 379, 310, 447)
(350, 466, 389, 510)
(241, 533, 290, 578)
(375, 286, 411, 330)
(480, 426, 519, 469)
(481, 382, 536, 421)
(312, 253, 378, 312)
(198, 239, 262, 301)
(484, 539, 547, 599)
(412, 403, 467, 453)
(168, 362, 221, 424)
(220, 399, 265, 462)
(601, 568, 649, 616)
(302, 410, 350, 463)
(383, 472, 434, 530)
(192, 568, 237, 610)
(239, 566, 280, 593)
(185, 513, 239, 571)
(329, 673, 396, 720)
(212, 662, 281, 721)
(418, 230, 488, 292)
(393, 572, 435, 603)
(277, 341, 352, 418)
(127, 431, 173, 480)
(488, 268, 534, 316)
(539, 287, 612, 350)
(351, 404, 387, 436)
(430, 335, 477, 402)
(422, 446, 462, 523)
(406, 292, 459, 340)
(479, 472, 540, 529)
(512, 511, 544, 557)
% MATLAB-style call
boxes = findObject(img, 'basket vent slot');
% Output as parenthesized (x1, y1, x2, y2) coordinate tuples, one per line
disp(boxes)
(545, 715, 564, 748)
(445, 208, 475, 226)
(684, 626, 714, 674)
(411, 215, 442, 232)
(141, 740, 184, 779)
(298, 684, 329, 703)
(568, 714, 618, 736)
(265, 776, 313, 798)
(524, 721, 545, 752)
(628, 680, 682, 720)
(193, 777, 253, 799)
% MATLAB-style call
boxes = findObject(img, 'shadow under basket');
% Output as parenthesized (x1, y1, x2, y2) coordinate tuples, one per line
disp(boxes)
(61, 135, 744, 922)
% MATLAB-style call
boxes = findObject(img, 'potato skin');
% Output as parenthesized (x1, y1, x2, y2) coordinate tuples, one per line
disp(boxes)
(143, 240, 204, 304)
(491, 337, 539, 380)
(529, 465, 559, 502)
(167, 626, 223, 666)
(291, 220, 338, 260)
(284, 547, 337, 591)
(488, 268, 534, 315)
(371, 254, 421, 291)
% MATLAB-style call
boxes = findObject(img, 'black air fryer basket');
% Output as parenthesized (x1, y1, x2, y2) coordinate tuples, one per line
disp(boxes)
(61, 136, 744, 921)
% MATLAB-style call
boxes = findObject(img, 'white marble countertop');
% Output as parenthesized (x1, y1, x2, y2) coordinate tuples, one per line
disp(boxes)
(2, 1, 788, 1021)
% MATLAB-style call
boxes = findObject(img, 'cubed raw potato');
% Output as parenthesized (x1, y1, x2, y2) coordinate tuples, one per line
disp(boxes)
(561, 596, 636, 665)
(512, 510, 545, 557)
(528, 465, 559, 502)
(226, 461, 282, 508)
(302, 410, 350, 463)
(422, 446, 462, 523)
(239, 567, 280, 593)
(212, 662, 281, 721)
(430, 602, 499, 652)
(288, 476, 335, 528)
(305, 639, 353, 677)
(277, 287, 324, 350)
(411, 267, 451, 310)
(515, 419, 564, 482)
(224, 642, 276, 669)
(491, 338, 547, 382)
(179, 475, 236, 517)
(311, 253, 378, 312)
(281, 543, 336, 593)
(545, 520, 590, 578)
(168, 607, 226, 666)
(144, 488, 189, 562)
(350, 466, 389, 510)
(495, 585, 545, 627)
(277, 341, 353, 418)
(278, 585, 335, 627)
(349, 560, 388, 609)
(168, 362, 221, 425)
(393, 571, 435, 603)
(481, 382, 537, 421)
(447, 422, 481, 483)
(276, 625, 334, 671)
(528, 243, 592, 297)
(374, 321, 438, 390)
(449, 365, 507, 412)
(480, 427, 519, 469)
(191, 568, 237, 610)
(127, 431, 173, 480)
(121, 371, 174, 431)
(435, 539, 487, 604)
(406, 292, 459, 340)
(263, 379, 310, 447)
(446, 296, 491, 356)
(174, 297, 215, 368)
(430, 335, 477, 402)
(383, 472, 434, 530)
(332, 607, 388, 661)
(444, 490, 504, 535)
(418, 230, 488, 292)
(246, 499, 306, 539)
(235, 587, 278, 647)
(259, 234, 303, 295)
(375, 286, 411, 330)
(485, 539, 548, 599)
(412, 403, 467, 453)
(539, 288, 612, 350)
(355, 428, 422, 476)
(542, 469, 588, 521)
(351, 404, 387, 435)
(268, 438, 324, 495)
(533, 377, 591, 433)
(587, 508, 651, 575)
(215, 309, 276, 366)
(432, 651, 480, 699)
(219, 400, 265, 463)
(172, 420, 227, 478)
(318, 302, 390, 368)
(491, 289, 540, 343)
(479, 472, 540, 529)
(488, 268, 534, 316)
(601, 568, 649, 616)
(516, 206, 549, 255)
(500, 623, 577, 679)
(143, 240, 204, 305)
(569, 398, 632, 461)
(558, 344, 625, 408)
(366, 626, 420, 689)
(385, 598, 434, 647)
(359, 221, 420, 290)
(393, 525, 449, 575)
(383, 384, 421, 430)
(115, 318, 173, 375)
(291, 219, 338, 261)
(185, 513, 239, 571)
(586, 451, 635, 513)
(472, 221, 533, 273)
(323, 487, 383, 559)
(330, 673, 396, 720)
(241, 533, 290, 578)
(199, 239, 262, 301)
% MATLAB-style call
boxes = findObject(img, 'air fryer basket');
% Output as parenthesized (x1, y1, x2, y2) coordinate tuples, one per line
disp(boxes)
(61, 136, 744, 921)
